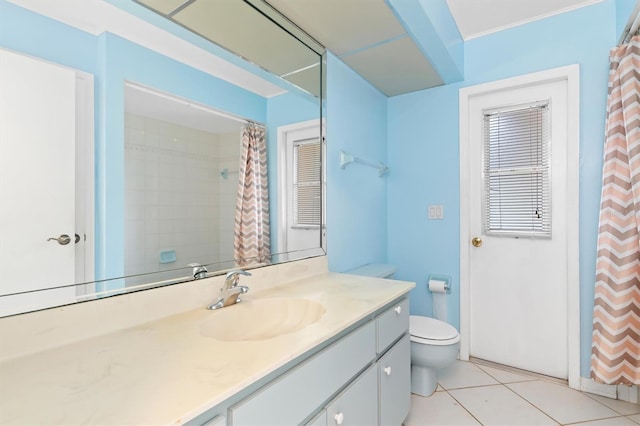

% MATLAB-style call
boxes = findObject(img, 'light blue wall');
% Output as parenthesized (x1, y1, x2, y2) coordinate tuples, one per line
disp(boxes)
(326, 53, 389, 272)
(0, 1, 98, 74)
(616, 0, 637, 37)
(387, 1, 619, 378)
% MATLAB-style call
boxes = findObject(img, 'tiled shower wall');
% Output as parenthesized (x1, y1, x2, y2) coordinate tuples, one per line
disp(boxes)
(124, 113, 240, 285)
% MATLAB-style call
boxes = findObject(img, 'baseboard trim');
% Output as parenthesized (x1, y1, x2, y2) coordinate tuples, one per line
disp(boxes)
(580, 376, 640, 404)
(580, 377, 617, 399)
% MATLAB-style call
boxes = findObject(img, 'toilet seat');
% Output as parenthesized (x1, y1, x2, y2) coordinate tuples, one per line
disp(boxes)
(410, 315, 460, 346)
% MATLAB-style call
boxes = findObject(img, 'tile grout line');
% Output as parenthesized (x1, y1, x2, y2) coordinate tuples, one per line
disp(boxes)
(446, 360, 561, 425)
(442, 388, 485, 426)
(471, 357, 567, 386)
(428, 360, 640, 426)
(582, 390, 640, 417)
(500, 381, 564, 425)
(470, 358, 640, 422)
(562, 414, 631, 425)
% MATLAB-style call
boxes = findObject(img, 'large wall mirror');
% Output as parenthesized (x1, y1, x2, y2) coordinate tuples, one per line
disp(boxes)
(0, 0, 325, 317)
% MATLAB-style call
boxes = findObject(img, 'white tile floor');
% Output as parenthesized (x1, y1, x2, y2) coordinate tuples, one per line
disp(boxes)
(406, 360, 640, 426)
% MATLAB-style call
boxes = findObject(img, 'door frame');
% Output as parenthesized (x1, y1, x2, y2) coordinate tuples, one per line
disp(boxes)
(459, 65, 580, 389)
(276, 118, 324, 254)
(75, 70, 95, 297)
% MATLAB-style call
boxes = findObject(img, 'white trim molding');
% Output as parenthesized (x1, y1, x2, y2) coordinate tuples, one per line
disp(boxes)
(276, 119, 324, 255)
(459, 64, 581, 390)
(580, 376, 640, 404)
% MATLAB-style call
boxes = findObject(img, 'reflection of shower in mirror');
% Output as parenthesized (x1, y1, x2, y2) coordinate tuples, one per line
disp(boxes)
(124, 84, 253, 287)
(220, 168, 239, 180)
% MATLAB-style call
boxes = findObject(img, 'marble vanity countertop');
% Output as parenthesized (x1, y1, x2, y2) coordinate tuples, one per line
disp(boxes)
(0, 272, 414, 425)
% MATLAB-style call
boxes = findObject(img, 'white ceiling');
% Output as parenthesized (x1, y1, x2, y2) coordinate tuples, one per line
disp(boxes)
(267, 0, 444, 96)
(267, 0, 602, 95)
(8, 0, 606, 98)
(445, 0, 602, 39)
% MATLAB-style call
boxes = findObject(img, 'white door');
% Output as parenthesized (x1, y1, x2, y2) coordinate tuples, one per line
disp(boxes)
(468, 79, 569, 378)
(0, 49, 78, 316)
(277, 120, 325, 258)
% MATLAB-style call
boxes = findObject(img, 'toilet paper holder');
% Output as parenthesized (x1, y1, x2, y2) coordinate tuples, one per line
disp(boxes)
(428, 274, 451, 293)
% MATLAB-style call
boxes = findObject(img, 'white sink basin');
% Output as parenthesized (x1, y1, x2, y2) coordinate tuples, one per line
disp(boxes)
(200, 298, 326, 341)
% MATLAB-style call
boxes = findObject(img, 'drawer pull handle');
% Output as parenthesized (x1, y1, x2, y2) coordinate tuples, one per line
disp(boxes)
(334, 412, 344, 425)
(394, 306, 402, 315)
(384, 366, 392, 376)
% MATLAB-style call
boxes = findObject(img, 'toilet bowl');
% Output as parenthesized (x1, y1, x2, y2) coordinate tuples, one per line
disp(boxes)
(410, 315, 460, 396)
(346, 264, 460, 397)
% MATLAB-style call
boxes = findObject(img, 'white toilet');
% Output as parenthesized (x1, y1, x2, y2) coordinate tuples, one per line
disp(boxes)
(409, 314, 460, 396)
(347, 263, 460, 397)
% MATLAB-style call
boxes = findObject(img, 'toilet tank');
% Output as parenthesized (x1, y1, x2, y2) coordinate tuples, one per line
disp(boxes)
(346, 263, 396, 279)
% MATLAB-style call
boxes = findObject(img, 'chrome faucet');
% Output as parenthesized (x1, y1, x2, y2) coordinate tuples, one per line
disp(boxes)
(207, 270, 251, 310)
(188, 263, 208, 280)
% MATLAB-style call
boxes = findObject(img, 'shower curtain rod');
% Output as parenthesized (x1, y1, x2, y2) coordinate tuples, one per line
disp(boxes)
(125, 82, 265, 127)
(618, 2, 640, 45)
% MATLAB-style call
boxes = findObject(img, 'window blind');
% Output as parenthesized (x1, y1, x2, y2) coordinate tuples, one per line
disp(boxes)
(483, 102, 551, 237)
(293, 138, 321, 227)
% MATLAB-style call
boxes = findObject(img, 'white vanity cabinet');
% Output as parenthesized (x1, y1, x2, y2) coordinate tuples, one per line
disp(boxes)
(229, 321, 377, 425)
(325, 364, 378, 426)
(319, 334, 410, 426)
(378, 334, 411, 426)
(214, 297, 410, 426)
(376, 298, 411, 426)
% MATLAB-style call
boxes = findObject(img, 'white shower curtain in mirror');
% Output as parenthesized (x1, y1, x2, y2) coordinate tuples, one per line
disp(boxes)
(234, 123, 271, 266)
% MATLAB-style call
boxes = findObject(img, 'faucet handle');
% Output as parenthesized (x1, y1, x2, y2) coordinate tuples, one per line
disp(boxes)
(225, 269, 252, 287)
(187, 263, 208, 280)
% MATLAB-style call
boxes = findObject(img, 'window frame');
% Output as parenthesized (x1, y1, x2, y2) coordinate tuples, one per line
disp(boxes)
(291, 136, 322, 229)
(481, 100, 552, 238)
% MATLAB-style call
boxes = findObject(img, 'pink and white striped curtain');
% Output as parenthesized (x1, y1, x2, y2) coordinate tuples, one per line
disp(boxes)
(592, 35, 640, 385)
(234, 124, 271, 266)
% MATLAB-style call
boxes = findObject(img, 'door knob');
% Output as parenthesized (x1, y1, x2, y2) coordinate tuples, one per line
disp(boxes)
(47, 234, 71, 245)
(471, 237, 482, 247)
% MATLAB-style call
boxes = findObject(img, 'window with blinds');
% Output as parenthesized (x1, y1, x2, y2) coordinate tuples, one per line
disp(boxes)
(293, 138, 321, 227)
(483, 101, 551, 237)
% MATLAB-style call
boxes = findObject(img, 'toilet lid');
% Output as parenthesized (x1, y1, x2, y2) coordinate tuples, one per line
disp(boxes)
(410, 315, 459, 340)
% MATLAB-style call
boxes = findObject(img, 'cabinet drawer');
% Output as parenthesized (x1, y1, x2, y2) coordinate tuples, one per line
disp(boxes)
(379, 335, 411, 426)
(306, 410, 327, 426)
(230, 321, 376, 425)
(376, 298, 409, 353)
(325, 365, 378, 426)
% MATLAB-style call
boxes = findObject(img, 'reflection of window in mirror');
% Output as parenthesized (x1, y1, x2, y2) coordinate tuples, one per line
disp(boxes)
(277, 120, 325, 259)
(293, 140, 321, 227)
(123, 83, 247, 286)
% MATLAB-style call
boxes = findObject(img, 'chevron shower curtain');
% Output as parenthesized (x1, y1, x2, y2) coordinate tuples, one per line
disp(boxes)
(234, 124, 271, 266)
(591, 36, 640, 385)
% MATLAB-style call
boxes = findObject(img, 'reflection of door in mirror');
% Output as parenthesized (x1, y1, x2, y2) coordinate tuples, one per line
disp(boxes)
(277, 120, 325, 261)
(124, 83, 251, 286)
(0, 49, 94, 316)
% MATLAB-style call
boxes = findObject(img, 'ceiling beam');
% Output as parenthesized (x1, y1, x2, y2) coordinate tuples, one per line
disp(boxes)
(386, 0, 464, 84)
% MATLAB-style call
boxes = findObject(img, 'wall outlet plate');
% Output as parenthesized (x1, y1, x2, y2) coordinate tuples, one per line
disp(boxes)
(428, 205, 444, 219)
